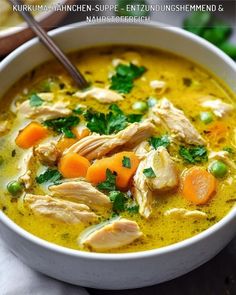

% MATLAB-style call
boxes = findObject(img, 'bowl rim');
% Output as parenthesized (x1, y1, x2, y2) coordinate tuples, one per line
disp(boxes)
(1, 20, 236, 260)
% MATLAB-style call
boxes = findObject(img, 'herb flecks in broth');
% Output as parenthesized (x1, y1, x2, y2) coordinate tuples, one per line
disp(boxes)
(0, 46, 236, 253)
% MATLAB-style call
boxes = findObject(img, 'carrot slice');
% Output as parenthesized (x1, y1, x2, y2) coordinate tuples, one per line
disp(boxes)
(57, 137, 77, 153)
(207, 122, 228, 142)
(59, 152, 90, 178)
(15, 122, 48, 149)
(86, 151, 140, 189)
(182, 167, 216, 205)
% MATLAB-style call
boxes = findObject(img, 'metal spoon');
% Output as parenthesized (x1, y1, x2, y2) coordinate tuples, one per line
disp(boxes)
(8, 0, 88, 89)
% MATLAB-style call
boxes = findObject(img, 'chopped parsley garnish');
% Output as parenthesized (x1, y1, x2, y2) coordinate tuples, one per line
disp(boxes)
(143, 167, 156, 178)
(73, 107, 84, 115)
(29, 93, 44, 107)
(97, 169, 117, 191)
(122, 156, 131, 168)
(223, 147, 234, 154)
(127, 114, 143, 123)
(126, 203, 139, 214)
(179, 145, 208, 163)
(36, 169, 62, 184)
(109, 191, 126, 212)
(43, 116, 79, 138)
(149, 135, 170, 149)
(110, 63, 146, 94)
(84, 104, 141, 135)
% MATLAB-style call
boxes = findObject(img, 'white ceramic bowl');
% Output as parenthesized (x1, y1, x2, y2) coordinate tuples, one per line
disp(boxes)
(0, 22, 236, 290)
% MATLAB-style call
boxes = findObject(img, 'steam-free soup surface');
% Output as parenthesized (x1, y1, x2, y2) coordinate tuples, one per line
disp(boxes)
(0, 46, 236, 253)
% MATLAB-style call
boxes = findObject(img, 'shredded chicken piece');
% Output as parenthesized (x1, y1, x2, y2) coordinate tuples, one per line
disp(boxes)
(209, 150, 236, 169)
(64, 120, 155, 160)
(146, 147, 179, 191)
(49, 180, 111, 211)
(24, 194, 98, 224)
(0, 121, 8, 134)
(164, 208, 207, 219)
(133, 141, 150, 159)
(133, 147, 178, 218)
(151, 98, 205, 145)
(201, 98, 234, 117)
(150, 80, 167, 94)
(34, 140, 60, 166)
(133, 158, 153, 218)
(74, 87, 123, 103)
(18, 149, 35, 189)
(17, 100, 71, 120)
(78, 217, 142, 251)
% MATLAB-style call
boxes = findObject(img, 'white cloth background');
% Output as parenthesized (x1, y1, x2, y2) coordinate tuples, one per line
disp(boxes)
(0, 238, 89, 295)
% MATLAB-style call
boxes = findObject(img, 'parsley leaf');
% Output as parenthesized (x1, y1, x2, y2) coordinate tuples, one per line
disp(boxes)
(73, 107, 84, 115)
(127, 114, 143, 123)
(97, 169, 117, 191)
(36, 169, 62, 184)
(110, 63, 146, 94)
(143, 167, 156, 178)
(126, 203, 139, 214)
(149, 135, 170, 149)
(179, 145, 208, 163)
(109, 191, 126, 212)
(122, 156, 131, 168)
(223, 147, 234, 154)
(43, 116, 79, 138)
(84, 104, 140, 135)
(29, 93, 44, 107)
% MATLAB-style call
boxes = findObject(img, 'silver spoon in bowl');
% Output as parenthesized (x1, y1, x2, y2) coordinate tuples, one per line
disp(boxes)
(8, 0, 88, 89)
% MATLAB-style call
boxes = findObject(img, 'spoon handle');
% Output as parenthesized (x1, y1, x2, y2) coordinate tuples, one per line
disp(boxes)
(8, 0, 88, 89)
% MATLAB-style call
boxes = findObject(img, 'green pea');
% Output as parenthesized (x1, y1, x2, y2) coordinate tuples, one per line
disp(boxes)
(200, 112, 213, 124)
(7, 181, 23, 196)
(209, 161, 228, 178)
(147, 97, 158, 107)
(132, 101, 148, 112)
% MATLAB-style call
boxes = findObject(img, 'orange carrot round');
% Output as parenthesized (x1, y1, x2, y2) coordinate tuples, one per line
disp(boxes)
(86, 151, 140, 189)
(182, 167, 216, 205)
(15, 122, 48, 149)
(57, 137, 77, 153)
(59, 152, 90, 178)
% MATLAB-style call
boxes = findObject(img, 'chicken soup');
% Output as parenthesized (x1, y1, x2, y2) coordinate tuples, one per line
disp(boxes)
(0, 46, 236, 253)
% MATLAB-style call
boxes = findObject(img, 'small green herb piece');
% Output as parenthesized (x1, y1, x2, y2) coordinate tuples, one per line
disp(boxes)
(122, 156, 131, 168)
(143, 167, 156, 178)
(109, 190, 126, 212)
(29, 93, 44, 107)
(126, 203, 139, 214)
(179, 145, 208, 164)
(36, 169, 62, 184)
(183, 77, 192, 87)
(0, 155, 3, 166)
(110, 63, 146, 94)
(44, 116, 79, 138)
(223, 147, 234, 154)
(116, 0, 150, 17)
(132, 101, 148, 113)
(209, 160, 228, 178)
(149, 135, 170, 149)
(73, 107, 84, 115)
(7, 181, 23, 196)
(127, 114, 142, 123)
(200, 112, 213, 124)
(147, 97, 158, 107)
(97, 169, 117, 191)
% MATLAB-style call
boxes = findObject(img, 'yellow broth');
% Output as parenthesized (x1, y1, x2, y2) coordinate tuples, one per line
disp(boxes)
(0, 46, 236, 253)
